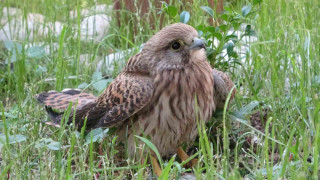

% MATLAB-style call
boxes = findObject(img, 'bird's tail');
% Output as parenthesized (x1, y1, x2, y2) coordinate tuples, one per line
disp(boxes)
(36, 89, 97, 110)
(36, 89, 103, 129)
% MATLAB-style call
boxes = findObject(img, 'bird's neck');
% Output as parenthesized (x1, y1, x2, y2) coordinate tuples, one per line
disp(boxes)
(124, 52, 150, 74)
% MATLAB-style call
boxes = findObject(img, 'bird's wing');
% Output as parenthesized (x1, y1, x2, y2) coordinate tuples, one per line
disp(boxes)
(91, 72, 154, 128)
(212, 69, 236, 109)
(36, 73, 153, 129)
(36, 89, 97, 110)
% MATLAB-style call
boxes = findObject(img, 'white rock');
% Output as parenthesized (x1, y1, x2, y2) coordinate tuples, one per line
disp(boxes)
(94, 4, 111, 13)
(79, 54, 92, 65)
(180, 173, 199, 180)
(43, 43, 59, 54)
(79, 14, 111, 42)
(2, 7, 22, 16)
(0, 12, 63, 41)
(69, 9, 90, 19)
(0, 19, 31, 41)
(1, 7, 22, 25)
(27, 13, 45, 23)
(69, 4, 112, 19)
(42, 21, 64, 37)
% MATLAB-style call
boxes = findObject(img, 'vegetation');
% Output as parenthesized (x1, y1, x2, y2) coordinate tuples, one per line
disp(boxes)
(0, 0, 319, 179)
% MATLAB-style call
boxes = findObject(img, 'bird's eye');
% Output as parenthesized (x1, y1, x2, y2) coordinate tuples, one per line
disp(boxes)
(170, 40, 183, 51)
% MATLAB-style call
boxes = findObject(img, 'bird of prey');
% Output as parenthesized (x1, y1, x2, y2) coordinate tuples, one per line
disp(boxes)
(36, 23, 235, 176)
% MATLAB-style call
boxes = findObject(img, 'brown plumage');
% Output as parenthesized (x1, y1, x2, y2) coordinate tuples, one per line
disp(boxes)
(36, 23, 235, 157)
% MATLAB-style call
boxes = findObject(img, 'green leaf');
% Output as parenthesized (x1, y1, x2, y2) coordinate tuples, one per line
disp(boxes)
(201, 6, 214, 17)
(232, 22, 241, 30)
(4, 41, 22, 53)
(214, 32, 223, 41)
(246, 30, 257, 36)
(220, 14, 228, 21)
(226, 42, 235, 57)
(84, 128, 109, 145)
(0, 133, 27, 148)
(253, 0, 262, 5)
(224, 6, 232, 13)
(204, 26, 215, 33)
(244, 25, 257, 36)
(234, 100, 259, 119)
(226, 34, 238, 41)
(167, 6, 178, 18)
(91, 71, 108, 92)
(242, 5, 252, 17)
(3, 112, 17, 119)
(27, 46, 46, 59)
(35, 138, 62, 151)
(245, 25, 251, 33)
(47, 141, 62, 150)
(196, 24, 205, 31)
(217, 24, 227, 32)
(180, 11, 190, 24)
(92, 71, 103, 82)
(4, 41, 22, 63)
(5, 53, 17, 63)
(78, 82, 89, 89)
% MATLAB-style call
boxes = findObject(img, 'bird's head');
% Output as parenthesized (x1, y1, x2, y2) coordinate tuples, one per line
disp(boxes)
(142, 23, 206, 71)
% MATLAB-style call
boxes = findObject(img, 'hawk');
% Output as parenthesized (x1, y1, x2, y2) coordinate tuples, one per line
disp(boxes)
(37, 23, 235, 176)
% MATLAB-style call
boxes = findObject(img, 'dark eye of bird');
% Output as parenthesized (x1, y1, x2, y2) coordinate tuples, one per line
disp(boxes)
(171, 41, 181, 50)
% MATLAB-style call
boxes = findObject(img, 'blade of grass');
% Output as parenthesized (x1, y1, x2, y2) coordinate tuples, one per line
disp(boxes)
(222, 86, 236, 177)
(135, 135, 163, 169)
(56, 26, 67, 91)
(313, 121, 320, 179)
(159, 155, 176, 179)
(66, 133, 76, 179)
(263, 117, 273, 179)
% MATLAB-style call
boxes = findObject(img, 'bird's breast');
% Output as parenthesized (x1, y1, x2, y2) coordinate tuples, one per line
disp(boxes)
(135, 61, 215, 156)
(152, 61, 215, 124)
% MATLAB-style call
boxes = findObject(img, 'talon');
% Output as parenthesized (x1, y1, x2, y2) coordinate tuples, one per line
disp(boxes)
(189, 158, 198, 168)
(176, 147, 198, 168)
(151, 155, 162, 177)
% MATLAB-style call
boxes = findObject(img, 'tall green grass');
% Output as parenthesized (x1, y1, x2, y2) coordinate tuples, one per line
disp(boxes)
(0, 0, 319, 179)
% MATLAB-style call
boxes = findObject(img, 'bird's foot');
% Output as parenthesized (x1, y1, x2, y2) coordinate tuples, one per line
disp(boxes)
(177, 147, 198, 168)
(187, 158, 198, 168)
(151, 155, 162, 177)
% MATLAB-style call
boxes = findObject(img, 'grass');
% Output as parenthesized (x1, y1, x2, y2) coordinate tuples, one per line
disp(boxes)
(1, 0, 320, 179)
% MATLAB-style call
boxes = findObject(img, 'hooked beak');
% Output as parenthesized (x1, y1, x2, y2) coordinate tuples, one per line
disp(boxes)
(189, 37, 205, 49)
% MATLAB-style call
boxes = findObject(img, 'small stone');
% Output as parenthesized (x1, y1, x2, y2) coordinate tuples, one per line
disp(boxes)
(0, 11, 63, 41)
(69, 4, 112, 19)
(79, 14, 111, 42)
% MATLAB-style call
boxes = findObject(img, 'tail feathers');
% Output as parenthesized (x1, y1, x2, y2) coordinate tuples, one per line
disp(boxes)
(43, 101, 106, 130)
(44, 106, 63, 127)
(37, 89, 101, 129)
(36, 89, 97, 111)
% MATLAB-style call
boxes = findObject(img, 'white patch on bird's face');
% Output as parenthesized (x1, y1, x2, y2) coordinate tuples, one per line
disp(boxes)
(189, 48, 207, 62)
